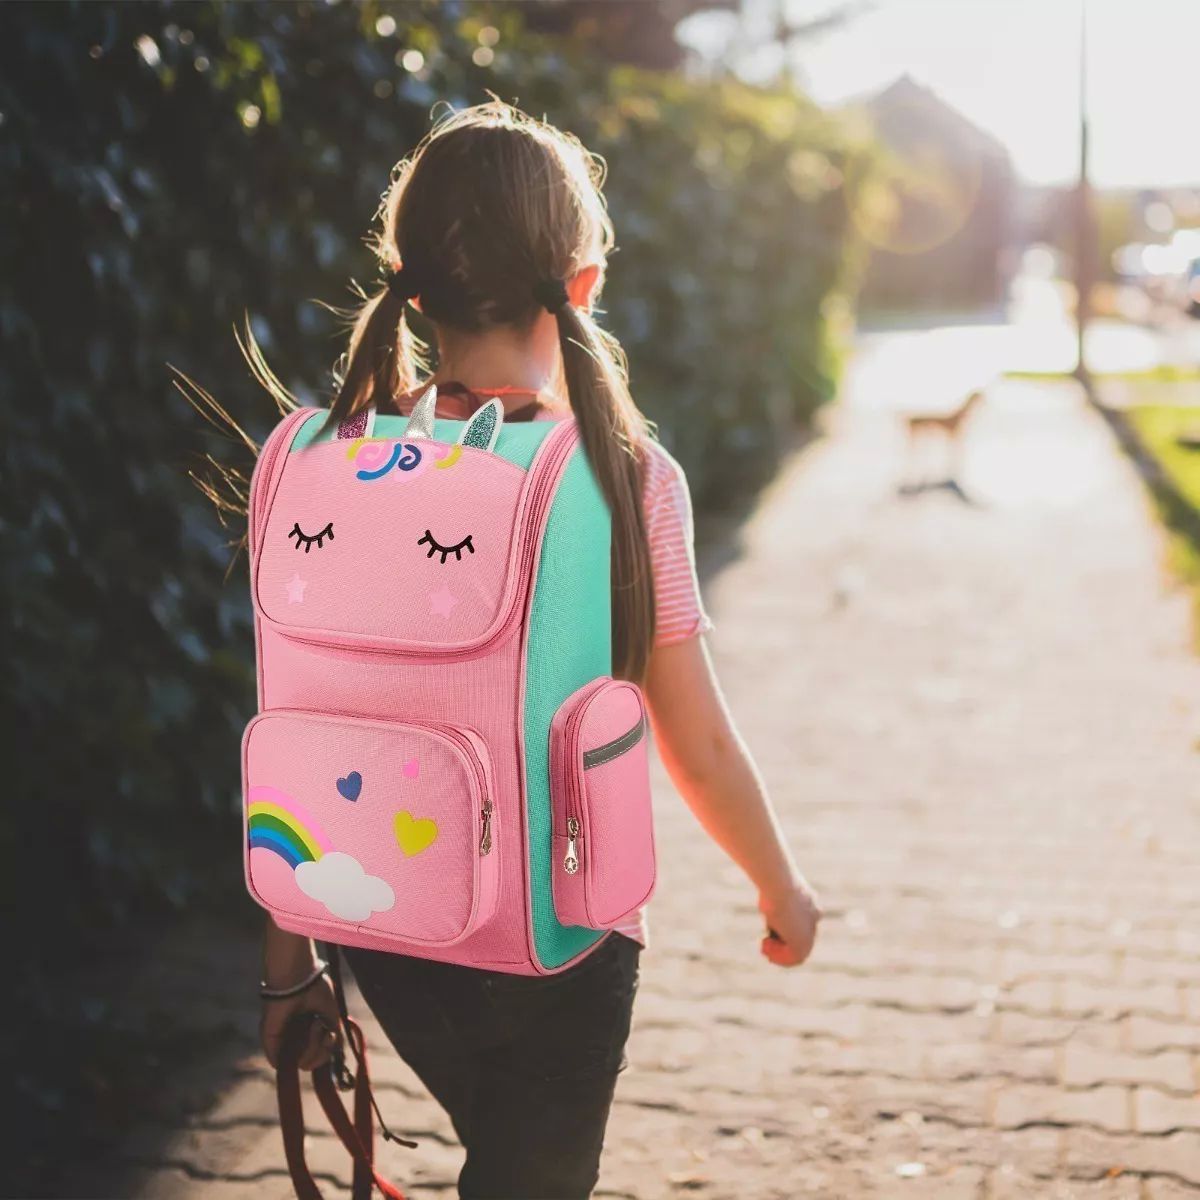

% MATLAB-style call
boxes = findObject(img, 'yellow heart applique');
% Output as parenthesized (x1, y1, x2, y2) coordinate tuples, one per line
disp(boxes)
(393, 810, 438, 857)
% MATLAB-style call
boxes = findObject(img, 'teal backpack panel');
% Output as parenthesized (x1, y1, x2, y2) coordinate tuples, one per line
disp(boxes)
(291, 411, 554, 471)
(523, 445, 611, 968)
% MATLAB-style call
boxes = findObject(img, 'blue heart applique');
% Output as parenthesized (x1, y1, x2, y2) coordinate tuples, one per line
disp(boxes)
(336, 772, 362, 802)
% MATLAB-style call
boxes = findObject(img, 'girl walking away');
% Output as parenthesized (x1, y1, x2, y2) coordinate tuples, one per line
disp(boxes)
(255, 101, 822, 1199)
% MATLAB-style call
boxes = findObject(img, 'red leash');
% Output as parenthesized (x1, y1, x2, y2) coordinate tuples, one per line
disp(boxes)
(276, 1011, 409, 1200)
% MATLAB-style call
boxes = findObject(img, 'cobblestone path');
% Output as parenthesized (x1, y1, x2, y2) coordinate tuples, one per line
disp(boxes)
(90, 380, 1200, 1199)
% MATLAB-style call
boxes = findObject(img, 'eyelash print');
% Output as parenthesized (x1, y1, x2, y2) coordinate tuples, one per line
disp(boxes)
(418, 529, 475, 563)
(288, 522, 334, 552)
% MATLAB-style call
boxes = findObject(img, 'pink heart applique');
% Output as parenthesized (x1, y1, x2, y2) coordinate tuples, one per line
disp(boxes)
(402, 759, 419, 778)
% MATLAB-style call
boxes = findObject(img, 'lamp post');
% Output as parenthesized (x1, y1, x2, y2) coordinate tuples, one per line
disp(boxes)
(1074, 0, 1093, 383)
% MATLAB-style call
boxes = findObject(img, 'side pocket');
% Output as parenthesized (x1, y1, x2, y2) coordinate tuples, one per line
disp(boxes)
(549, 678, 657, 929)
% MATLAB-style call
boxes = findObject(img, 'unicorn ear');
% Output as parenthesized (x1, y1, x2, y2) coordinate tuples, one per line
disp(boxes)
(403, 384, 438, 441)
(457, 397, 504, 453)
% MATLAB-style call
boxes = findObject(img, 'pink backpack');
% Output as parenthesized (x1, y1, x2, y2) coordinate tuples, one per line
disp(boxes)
(242, 387, 657, 975)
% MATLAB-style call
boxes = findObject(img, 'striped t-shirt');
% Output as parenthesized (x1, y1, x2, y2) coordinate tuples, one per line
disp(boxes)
(392, 388, 715, 950)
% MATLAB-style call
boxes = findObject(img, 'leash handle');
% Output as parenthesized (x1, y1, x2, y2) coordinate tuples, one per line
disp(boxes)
(321, 943, 416, 1149)
(276, 1011, 407, 1200)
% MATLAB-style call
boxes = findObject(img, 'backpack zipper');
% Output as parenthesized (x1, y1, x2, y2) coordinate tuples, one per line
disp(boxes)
(479, 800, 494, 856)
(556, 684, 647, 880)
(554, 678, 610, 878)
(251, 407, 319, 552)
(563, 816, 580, 874)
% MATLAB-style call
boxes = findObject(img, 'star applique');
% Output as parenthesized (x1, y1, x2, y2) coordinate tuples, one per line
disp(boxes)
(428, 584, 459, 618)
(286, 573, 307, 604)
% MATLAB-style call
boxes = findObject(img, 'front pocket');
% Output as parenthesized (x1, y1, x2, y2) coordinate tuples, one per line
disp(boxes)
(242, 709, 498, 946)
(550, 678, 656, 929)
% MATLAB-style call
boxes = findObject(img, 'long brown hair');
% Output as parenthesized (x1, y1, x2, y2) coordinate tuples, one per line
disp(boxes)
(327, 102, 655, 681)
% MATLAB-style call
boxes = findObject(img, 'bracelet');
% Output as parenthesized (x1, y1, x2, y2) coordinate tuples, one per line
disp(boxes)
(260, 957, 329, 1000)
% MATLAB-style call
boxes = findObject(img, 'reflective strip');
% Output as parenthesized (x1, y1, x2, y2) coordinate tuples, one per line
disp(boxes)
(583, 714, 647, 770)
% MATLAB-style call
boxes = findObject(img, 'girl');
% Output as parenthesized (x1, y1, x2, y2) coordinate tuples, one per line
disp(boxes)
(257, 101, 822, 1200)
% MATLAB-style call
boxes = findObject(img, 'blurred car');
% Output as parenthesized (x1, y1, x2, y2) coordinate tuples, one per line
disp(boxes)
(1186, 256, 1200, 317)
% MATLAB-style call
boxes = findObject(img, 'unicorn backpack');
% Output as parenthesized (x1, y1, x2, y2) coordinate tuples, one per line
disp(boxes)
(241, 386, 657, 975)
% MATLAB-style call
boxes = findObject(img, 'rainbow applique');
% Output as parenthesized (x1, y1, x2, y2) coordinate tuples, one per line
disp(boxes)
(247, 784, 396, 921)
(247, 785, 332, 868)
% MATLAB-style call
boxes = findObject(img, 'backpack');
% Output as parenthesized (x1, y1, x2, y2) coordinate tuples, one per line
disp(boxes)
(241, 386, 657, 976)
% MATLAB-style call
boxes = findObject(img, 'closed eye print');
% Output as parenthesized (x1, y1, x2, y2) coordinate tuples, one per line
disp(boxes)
(288, 521, 334, 552)
(418, 529, 475, 563)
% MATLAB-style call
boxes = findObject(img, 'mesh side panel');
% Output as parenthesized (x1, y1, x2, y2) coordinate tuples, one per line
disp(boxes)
(524, 448, 611, 968)
(292, 413, 554, 470)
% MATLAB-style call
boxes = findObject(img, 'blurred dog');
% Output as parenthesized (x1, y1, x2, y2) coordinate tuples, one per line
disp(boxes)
(899, 387, 986, 499)
(905, 387, 985, 441)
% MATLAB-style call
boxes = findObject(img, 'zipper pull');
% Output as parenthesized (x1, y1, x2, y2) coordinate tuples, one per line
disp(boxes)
(479, 800, 493, 856)
(563, 817, 580, 875)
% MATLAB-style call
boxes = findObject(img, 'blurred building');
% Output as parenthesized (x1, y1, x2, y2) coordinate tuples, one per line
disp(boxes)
(859, 75, 1016, 312)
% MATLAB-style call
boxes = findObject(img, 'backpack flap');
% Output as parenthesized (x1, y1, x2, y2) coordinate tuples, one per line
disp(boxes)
(250, 397, 576, 657)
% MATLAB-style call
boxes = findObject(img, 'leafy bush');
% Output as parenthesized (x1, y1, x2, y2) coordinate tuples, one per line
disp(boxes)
(557, 68, 874, 499)
(1, 1, 874, 959)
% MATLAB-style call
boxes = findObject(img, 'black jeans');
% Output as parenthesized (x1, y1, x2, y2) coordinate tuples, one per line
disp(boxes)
(342, 932, 641, 1200)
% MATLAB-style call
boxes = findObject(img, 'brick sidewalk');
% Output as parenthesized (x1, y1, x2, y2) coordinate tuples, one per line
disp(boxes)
(96, 380, 1200, 1199)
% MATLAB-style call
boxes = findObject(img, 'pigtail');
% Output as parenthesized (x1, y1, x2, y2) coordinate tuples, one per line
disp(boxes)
(327, 274, 420, 429)
(551, 298, 657, 683)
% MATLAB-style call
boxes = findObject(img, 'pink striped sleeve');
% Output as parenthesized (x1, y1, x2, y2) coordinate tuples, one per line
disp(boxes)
(606, 441, 714, 953)
(642, 440, 715, 648)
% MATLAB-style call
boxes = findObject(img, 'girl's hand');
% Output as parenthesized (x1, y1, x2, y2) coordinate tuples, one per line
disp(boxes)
(759, 881, 823, 967)
(259, 974, 342, 1071)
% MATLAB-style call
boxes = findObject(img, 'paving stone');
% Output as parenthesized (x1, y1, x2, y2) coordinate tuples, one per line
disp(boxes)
(924, 1041, 1057, 1085)
(990, 1170, 1142, 1199)
(1063, 1129, 1200, 1188)
(1005, 979, 1062, 1014)
(1061, 1045, 1195, 1093)
(1000, 948, 1119, 986)
(1134, 1087, 1200, 1135)
(1143, 1179, 1200, 1198)
(994, 1010, 1107, 1048)
(993, 1084, 1131, 1134)
(1059, 980, 1184, 1021)
(1128, 1015, 1200, 1054)
(120, 1165, 299, 1200)
(1122, 956, 1200, 988)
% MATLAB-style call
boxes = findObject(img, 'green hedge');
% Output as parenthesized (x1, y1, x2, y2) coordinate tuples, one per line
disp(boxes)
(1, 2, 874, 959)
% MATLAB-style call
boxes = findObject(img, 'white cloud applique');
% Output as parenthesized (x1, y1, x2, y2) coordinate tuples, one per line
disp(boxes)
(294, 852, 395, 921)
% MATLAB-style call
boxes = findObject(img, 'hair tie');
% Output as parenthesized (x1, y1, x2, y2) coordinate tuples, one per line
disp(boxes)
(533, 278, 570, 314)
(386, 264, 421, 302)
